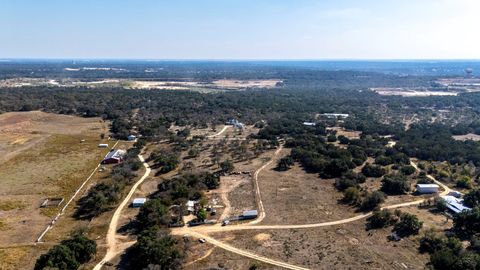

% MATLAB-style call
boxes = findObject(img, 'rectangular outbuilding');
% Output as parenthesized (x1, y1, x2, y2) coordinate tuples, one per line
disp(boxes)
(416, 184, 439, 194)
(241, 210, 258, 220)
(102, 149, 126, 164)
(98, 143, 109, 148)
(132, 198, 146, 207)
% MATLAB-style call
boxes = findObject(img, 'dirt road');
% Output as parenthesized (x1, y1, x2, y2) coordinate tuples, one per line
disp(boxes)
(93, 154, 151, 270)
(207, 125, 230, 138)
(168, 159, 453, 270)
(249, 145, 283, 225)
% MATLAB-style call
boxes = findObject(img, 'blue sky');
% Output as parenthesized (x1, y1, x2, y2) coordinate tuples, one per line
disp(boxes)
(1, 0, 479, 59)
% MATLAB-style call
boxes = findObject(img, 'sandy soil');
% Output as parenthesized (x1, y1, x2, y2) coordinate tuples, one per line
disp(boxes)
(371, 88, 458, 97)
(212, 79, 282, 89)
(453, 133, 480, 141)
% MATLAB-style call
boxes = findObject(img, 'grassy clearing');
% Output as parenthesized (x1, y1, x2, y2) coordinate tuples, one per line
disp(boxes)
(0, 201, 26, 211)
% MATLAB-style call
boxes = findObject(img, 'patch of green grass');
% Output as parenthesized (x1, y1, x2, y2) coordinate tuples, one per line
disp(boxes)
(0, 201, 26, 211)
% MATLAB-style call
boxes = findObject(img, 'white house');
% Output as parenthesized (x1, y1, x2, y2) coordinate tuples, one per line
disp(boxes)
(416, 184, 439, 194)
(127, 135, 137, 141)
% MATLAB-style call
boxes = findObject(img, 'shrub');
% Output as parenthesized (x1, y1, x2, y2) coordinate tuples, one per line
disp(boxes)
(129, 227, 183, 269)
(394, 213, 423, 237)
(400, 165, 416, 175)
(220, 159, 235, 173)
(137, 199, 169, 229)
(360, 191, 385, 211)
(362, 163, 386, 178)
(381, 174, 410, 195)
(464, 189, 480, 208)
(343, 187, 361, 204)
(276, 156, 294, 171)
(327, 134, 337, 142)
(35, 234, 96, 270)
(367, 209, 398, 229)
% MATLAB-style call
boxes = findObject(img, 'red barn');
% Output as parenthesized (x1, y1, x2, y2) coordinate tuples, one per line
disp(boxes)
(102, 149, 126, 164)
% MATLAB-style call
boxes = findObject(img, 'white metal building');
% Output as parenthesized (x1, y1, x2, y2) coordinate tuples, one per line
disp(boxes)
(416, 184, 439, 194)
(132, 198, 146, 207)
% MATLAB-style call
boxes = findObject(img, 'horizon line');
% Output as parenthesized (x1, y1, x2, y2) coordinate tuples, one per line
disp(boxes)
(2, 58, 480, 62)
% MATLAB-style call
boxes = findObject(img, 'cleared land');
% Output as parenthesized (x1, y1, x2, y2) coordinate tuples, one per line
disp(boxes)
(0, 78, 282, 92)
(453, 133, 480, 141)
(370, 87, 458, 97)
(0, 111, 110, 269)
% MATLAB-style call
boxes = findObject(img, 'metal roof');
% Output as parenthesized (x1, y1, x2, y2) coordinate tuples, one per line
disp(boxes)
(416, 184, 439, 188)
(243, 210, 258, 216)
(133, 198, 146, 204)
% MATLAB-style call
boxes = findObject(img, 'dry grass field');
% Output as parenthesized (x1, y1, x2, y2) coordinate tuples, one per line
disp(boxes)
(0, 111, 112, 269)
(257, 155, 358, 225)
(207, 221, 429, 270)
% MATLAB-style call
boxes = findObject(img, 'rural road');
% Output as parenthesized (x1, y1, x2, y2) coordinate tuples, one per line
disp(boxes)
(206, 125, 230, 138)
(249, 145, 283, 225)
(169, 159, 454, 270)
(93, 154, 151, 270)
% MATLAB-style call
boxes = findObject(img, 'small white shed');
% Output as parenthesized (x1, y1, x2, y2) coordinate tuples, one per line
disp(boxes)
(416, 184, 439, 194)
(132, 198, 146, 207)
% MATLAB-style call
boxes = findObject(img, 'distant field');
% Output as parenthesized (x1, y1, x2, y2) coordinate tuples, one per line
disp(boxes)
(0, 78, 283, 92)
(370, 87, 458, 97)
(0, 111, 111, 269)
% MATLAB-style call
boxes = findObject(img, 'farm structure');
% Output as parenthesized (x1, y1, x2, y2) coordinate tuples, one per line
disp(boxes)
(320, 113, 350, 119)
(101, 149, 126, 164)
(226, 119, 245, 130)
(416, 184, 439, 194)
(441, 195, 471, 214)
(241, 210, 258, 220)
(132, 198, 146, 207)
(303, 122, 316, 126)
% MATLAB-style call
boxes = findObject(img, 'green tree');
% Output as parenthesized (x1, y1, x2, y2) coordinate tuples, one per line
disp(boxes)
(343, 187, 361, 204)
(35, 245, 80, 270)
(276, 156, 294, 171)
(367, 209, 397, 229)
(464, 189, 480, 208)
(394, 213, 423, 237)
(137, 199, 169, 229)
(61, 234, 97, 264)
(130, 227, 183, 270)
(381, 174, 410, 195)
(197, 208, 207, 221)
(360, 191, 385, 211)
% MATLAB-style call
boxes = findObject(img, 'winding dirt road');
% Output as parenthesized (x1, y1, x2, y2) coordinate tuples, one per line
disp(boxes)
(249, 145, 283, 225)
(93, 155, 151, 270)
